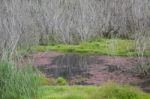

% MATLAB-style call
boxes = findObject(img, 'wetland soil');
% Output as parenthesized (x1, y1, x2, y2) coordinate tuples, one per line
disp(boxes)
(31, 52, 150, 92)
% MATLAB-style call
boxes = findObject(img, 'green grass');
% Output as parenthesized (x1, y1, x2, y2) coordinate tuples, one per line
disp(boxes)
(38, 82, 150, 99)
(1, 61, 150, 99)
(0, 61, 39, 99)
(31, 38, 150, 56)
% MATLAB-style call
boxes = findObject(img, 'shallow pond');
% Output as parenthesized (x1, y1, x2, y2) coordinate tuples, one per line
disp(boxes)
(33, 52, 150, 92)
(37, 53, 98, 82)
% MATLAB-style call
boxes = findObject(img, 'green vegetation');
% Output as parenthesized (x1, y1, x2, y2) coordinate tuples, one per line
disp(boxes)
(1, 61, 150, 99)
(31, 38, 150, 56)
(37, 75, 68, 86)
(56, 77, 67, 86)
(36, 74, 56, 86)
(0, 61, 39, 99)
(2, 38, 150, 99)
(38, 82, 150, 99)
(91, 83, 150, 99)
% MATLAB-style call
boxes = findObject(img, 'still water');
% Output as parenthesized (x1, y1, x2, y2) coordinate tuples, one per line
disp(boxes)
(37, 54, 97, 80)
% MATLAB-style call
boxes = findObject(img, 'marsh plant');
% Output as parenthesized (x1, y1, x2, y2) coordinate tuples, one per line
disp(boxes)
(0, 61, 39, 99)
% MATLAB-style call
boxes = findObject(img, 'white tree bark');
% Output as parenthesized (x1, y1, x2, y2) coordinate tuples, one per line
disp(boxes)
(0, 0, 149, 59)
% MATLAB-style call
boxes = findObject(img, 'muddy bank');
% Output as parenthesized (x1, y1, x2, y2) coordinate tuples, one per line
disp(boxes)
(32, 52, 150, 92)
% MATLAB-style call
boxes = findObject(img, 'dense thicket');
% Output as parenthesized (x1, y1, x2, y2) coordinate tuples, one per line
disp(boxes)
(0, 0, 150, 59)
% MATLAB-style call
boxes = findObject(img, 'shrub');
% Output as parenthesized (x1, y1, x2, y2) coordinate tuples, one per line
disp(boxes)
(0, 61, 39, 99)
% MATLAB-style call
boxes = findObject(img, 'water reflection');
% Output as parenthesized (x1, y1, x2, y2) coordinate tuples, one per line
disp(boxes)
(37, 54, 96, 79)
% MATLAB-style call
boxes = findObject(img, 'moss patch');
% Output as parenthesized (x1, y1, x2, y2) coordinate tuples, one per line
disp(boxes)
(38, 82, 150, 99)
(31, 38, 150, 56)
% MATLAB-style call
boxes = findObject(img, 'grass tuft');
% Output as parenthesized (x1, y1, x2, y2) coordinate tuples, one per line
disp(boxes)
(0, 61, 39, 99)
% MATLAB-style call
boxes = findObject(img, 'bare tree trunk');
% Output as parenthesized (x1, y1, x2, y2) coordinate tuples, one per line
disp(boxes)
(0, 0, 150, 60)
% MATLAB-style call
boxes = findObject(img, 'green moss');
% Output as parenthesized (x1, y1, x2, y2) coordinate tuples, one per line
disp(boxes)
(31, 38, 150, 56)
(38, 82, 150, 99)
(91, 82, 150, 99)
(56, 77, 67, 86)
(36, 74, 57, 86)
